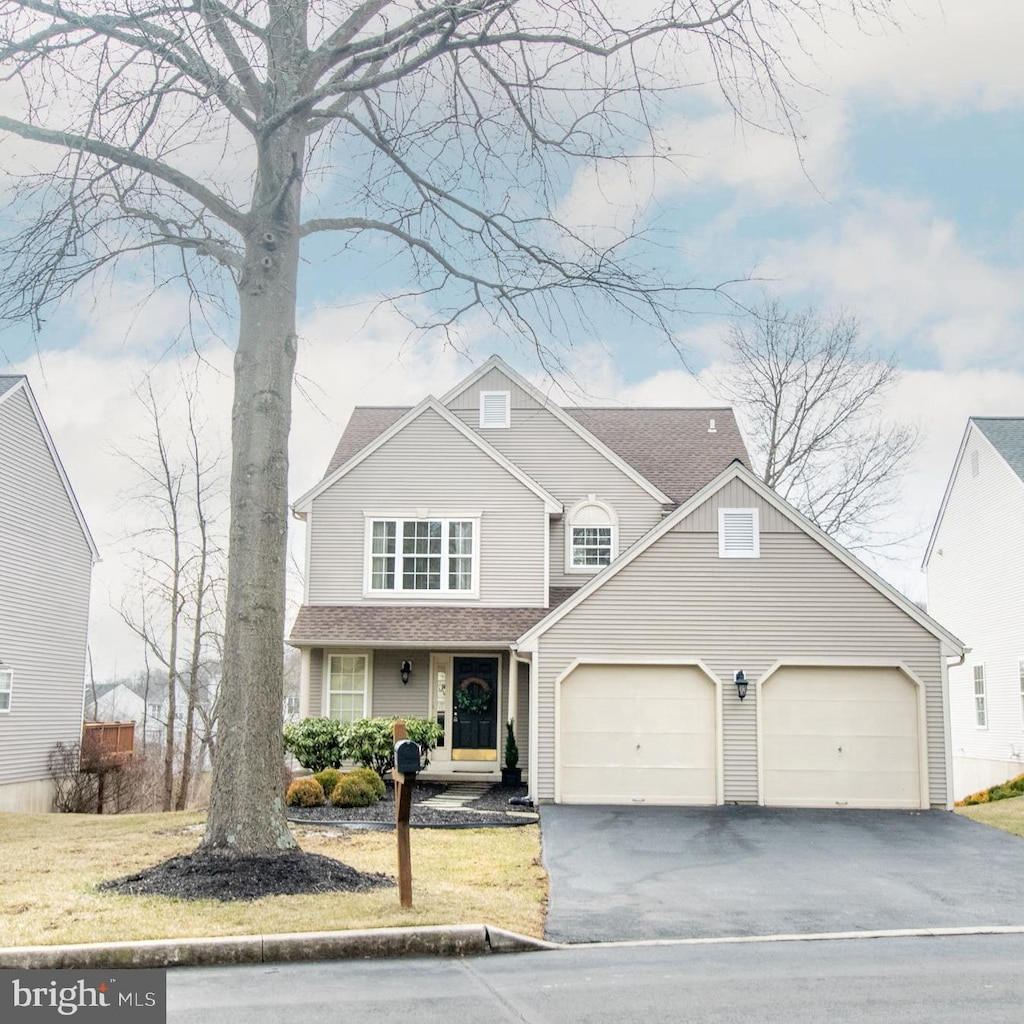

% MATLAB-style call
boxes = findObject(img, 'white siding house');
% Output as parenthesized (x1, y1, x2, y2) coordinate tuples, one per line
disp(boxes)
(0, 376, 98, 812)
(924, 417, 1024, 799)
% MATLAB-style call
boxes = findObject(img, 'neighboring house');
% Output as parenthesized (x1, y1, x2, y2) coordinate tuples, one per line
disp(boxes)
(289, 356, 963, 809)
(0, 375, 98, 812)
(924, 417, 1024, 799)
(84, 681, 146, 729)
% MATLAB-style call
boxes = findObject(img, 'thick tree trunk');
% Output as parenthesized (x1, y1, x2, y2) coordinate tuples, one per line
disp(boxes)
(203, 143, 304, 853)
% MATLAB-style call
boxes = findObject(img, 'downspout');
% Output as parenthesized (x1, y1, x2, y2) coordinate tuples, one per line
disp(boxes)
(942, 646, 970, 810)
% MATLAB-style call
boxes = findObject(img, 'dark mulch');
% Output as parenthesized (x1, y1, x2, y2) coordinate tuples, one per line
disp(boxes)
(98, 849, 394, 903)
(287, 780, 535, 829)
(98, 782, 533, 903)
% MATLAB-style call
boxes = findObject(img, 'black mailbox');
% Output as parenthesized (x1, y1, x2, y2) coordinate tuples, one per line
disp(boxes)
(394, 739, 421, 775)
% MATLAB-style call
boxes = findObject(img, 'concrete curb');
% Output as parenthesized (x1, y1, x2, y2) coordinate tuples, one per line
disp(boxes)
(0, 925, 552, 970)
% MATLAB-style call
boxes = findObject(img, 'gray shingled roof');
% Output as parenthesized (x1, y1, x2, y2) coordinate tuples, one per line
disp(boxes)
(565, 407, 749, 504)
(320, 404, 749, 504)
(290, 588, 578, 646)
(0, 375, 24, 400)
(973, 417, 1024, 484)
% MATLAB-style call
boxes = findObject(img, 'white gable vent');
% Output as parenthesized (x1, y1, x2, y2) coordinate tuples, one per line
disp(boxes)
(719, 508, 760, 558)
(480, 390, 510, 428)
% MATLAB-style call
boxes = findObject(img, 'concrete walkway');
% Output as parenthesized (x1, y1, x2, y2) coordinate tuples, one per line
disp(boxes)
(541, 805, 1024, 944)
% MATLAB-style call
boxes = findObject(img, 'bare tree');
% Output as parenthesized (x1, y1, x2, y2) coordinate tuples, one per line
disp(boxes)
(0, 1, 897, 857)
(116, 375, 225, 810)
(715, 298, 919, 552)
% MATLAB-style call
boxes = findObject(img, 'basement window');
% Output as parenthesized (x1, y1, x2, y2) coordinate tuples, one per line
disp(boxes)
(719, 508, 760, 558)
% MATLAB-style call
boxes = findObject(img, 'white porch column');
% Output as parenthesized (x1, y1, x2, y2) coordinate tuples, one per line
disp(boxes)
(507, 650, 519, 732)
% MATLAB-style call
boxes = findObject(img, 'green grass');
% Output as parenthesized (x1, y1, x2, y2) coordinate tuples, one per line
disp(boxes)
(0, 811, 547, 948)
(955, 794, 1024, 838)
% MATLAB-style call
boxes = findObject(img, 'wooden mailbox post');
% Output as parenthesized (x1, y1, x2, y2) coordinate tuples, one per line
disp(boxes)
(392, 720, 421, 908)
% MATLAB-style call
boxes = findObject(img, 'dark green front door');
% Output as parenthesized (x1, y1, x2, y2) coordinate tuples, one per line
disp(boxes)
(452, 656, 498, 760)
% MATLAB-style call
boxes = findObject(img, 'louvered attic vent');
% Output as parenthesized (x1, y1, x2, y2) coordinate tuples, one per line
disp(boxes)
(479, 390, 511, 428)
(719, 508, 760, 558)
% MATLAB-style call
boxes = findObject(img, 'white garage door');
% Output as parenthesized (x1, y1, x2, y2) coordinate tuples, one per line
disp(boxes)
(559, 664, 717, 805)
(761, 666, 924, 809)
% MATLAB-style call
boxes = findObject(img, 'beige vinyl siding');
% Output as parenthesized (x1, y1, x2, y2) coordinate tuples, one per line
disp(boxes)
(927, 424, 1024, 796)
(0, 388, 93, 790)
(371, 649, 431, 719)
(446, 367, 542, 414)
(536, 516, 948, 806)
(307, 408, 547, 605)
(676, 478, 800, 533)
(307, 648, 324, 717)
(445, 371, 664, 588)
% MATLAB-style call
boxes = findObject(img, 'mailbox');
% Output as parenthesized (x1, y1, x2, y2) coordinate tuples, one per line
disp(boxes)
(394, 739, 421, 775)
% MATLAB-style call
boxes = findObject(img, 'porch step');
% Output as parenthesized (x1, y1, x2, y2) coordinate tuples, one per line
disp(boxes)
(420, 782, 492, 809)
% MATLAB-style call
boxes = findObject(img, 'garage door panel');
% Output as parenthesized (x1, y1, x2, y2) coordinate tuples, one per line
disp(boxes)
(559, 665, 718, 805)
(764, 699, 918, 736)
(761, 667, 923, 810)
(561, 765, 716, 804)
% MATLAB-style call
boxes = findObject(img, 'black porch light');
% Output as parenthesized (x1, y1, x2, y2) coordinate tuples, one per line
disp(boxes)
(400, 660, 412, 686)
(734, 670, 748, 701)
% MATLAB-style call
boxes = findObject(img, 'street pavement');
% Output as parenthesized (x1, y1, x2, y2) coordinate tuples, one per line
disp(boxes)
(165, 933, 1024, 1023)
(540, 805, 1024, 943)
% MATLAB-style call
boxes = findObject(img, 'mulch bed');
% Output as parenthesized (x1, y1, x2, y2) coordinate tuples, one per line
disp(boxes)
(98, 849, 393, 902)
(286, 780, 535, 829)
(97, 782, 534, 902)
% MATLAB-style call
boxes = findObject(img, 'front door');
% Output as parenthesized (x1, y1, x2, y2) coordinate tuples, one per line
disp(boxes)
(452, 656, 499, 760)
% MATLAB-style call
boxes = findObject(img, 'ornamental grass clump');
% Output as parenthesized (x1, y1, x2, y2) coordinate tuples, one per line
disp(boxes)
(285, 777, 326, 808)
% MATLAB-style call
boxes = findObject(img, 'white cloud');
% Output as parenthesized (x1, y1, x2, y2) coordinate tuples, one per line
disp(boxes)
(761, 194, 1024, 369)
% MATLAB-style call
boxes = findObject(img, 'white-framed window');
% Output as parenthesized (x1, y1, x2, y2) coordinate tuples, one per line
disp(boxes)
(1019, 659, 1024, 726)
(719, 508, 760, 558)
(326, 653, 370, 723)
(973, 664, 987, 728)
(479, 390, 510, 429)
(0, 667, 12, 712)
(565, 496, 618, 573)
(366, 517, 479, 596)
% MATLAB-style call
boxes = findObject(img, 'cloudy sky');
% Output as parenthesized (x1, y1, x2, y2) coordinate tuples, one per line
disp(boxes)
(1, 3, 1022, 679)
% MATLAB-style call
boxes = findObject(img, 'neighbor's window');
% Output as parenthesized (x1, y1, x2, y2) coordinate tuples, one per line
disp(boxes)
(327, 654, 369, 723)
(367, 518, 477, 594)
(974, 664, 988, 728)
(719, 508, 760, 558)
(566, 496, 617, 572)
(0, 668, 12, 712)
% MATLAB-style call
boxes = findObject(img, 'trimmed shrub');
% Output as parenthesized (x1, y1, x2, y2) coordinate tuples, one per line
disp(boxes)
(331, 772, 378, 808)
(283, 717, 349, 772)
(313, 768, 343, 799)
(285, 776, 326, 808)
(348, 766, 385, 800)
(956, 773, 1024, 807)
(342, 717, 444, 777)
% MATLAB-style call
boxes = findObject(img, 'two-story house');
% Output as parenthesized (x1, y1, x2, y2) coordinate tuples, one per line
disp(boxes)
(924, 417, 1024, 799)
(0, 375, 98, 812)
(290, 356, 962, 809)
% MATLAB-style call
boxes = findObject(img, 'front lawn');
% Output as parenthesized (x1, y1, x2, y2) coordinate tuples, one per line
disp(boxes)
(955, 794, 1024, 838)
(0, 812, 546, 948)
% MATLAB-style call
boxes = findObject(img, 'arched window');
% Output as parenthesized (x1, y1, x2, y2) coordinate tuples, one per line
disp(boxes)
(566, 495, 618, 573)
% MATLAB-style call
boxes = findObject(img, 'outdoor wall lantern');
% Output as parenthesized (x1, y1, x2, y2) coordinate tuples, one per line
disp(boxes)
(400, 660, 412, 686)
(734, 670, 748, 701)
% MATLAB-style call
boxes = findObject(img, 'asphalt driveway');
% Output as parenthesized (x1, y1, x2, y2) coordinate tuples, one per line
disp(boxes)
(540, 805, 1024, 943)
